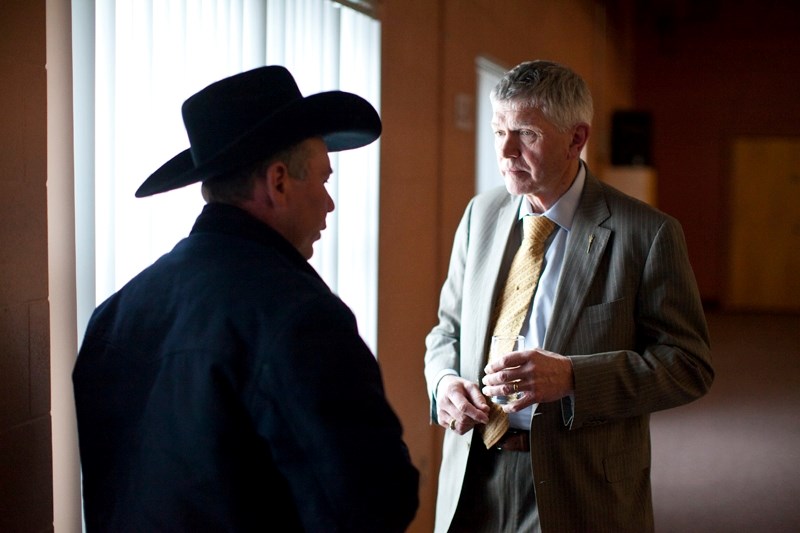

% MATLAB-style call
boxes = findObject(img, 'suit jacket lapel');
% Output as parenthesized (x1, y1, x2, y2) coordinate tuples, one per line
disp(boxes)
(545, 172, 611, 353)
(464, 193, 521, 383)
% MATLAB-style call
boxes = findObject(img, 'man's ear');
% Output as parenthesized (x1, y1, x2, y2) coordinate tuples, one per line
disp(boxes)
(569, 123, 590, 158)
(264, 161, 290, 204)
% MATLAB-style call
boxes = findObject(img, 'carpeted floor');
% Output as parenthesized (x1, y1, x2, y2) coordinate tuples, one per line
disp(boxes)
(651, 310, 800, 532)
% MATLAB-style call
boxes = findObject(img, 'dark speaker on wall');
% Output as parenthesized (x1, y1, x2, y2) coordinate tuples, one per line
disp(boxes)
(611, 110, 653, 166)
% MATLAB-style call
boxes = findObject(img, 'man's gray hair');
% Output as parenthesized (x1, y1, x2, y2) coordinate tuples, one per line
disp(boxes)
(491, 60, 594, 132)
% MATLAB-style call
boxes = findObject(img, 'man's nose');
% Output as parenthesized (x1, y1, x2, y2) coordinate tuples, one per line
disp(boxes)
(327, 190, 335, 213)
(499, 134, 519, 158)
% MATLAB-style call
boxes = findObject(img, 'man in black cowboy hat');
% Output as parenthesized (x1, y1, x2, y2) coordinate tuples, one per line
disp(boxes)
(73, 66, 419, 532)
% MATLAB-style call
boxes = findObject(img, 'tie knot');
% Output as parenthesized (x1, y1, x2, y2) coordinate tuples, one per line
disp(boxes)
(523, 215, 555, 245)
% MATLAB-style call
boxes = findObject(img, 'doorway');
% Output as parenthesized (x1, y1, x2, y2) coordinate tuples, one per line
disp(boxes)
(726, 136, 800, 311)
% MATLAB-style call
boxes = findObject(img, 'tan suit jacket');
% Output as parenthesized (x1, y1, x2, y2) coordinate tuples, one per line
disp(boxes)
(424, 169, 714, 532)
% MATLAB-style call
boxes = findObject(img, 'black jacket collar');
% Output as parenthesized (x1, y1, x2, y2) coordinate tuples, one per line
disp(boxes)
(190, 202, 320, 279)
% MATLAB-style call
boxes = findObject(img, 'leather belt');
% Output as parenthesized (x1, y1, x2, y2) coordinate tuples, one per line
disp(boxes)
(494, 428, 530, 452)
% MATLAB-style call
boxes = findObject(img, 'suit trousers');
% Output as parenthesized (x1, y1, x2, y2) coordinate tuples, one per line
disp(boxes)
(449, 431, 539, 533)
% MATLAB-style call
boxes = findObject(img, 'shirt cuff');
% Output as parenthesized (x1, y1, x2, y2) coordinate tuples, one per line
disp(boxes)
(561, 393, 575, 427)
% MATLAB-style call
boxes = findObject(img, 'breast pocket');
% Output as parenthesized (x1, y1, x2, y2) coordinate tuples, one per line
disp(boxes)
(571, 298, 635, 352)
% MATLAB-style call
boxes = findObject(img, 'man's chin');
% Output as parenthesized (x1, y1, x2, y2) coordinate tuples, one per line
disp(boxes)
(503, 176, 530, 196)
(301, 243, 315, 260)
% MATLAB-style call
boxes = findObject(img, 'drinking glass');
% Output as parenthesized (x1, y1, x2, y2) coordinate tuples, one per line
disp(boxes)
(489, 334, 525, 404)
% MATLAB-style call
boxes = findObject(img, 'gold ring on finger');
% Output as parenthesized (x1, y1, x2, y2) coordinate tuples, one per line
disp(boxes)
(449, 419, 456, 430)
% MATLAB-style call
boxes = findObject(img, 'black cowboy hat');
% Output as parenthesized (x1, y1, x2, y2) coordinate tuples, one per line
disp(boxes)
(135, 65, 382, 197)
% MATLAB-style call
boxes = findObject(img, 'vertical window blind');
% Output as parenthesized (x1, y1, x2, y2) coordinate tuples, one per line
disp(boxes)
(73, 0, 382, 352)
(475, 56, 505, 194)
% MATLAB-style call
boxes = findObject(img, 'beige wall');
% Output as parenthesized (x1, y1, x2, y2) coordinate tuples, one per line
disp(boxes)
(0, 0, 53, 531)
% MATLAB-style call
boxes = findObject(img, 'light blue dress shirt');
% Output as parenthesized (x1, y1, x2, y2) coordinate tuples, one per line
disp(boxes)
(508, 163, 585, 429)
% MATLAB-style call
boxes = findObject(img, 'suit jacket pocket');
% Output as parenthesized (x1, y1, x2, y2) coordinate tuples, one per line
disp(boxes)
(572, 297, 635, 352)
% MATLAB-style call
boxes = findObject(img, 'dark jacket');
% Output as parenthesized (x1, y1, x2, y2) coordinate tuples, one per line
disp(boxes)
(74, 203, 419, 532)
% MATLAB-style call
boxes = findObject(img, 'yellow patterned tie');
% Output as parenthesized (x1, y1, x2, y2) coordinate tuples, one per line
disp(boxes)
(481, 215, 556, 448)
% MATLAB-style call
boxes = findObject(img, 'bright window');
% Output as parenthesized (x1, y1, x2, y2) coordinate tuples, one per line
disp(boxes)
(475, 56, 505, 194)
(73, 0, 382, 352)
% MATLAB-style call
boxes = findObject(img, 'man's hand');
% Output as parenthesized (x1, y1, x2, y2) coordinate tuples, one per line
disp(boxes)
(481, 348, 574, 412)
(436, 375, 491, 434)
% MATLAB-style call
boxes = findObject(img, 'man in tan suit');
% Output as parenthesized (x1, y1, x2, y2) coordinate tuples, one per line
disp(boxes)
(424, 60, 714, 532)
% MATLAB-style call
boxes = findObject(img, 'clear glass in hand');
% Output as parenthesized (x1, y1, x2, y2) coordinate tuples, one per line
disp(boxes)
(489, 335, 525, 405)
